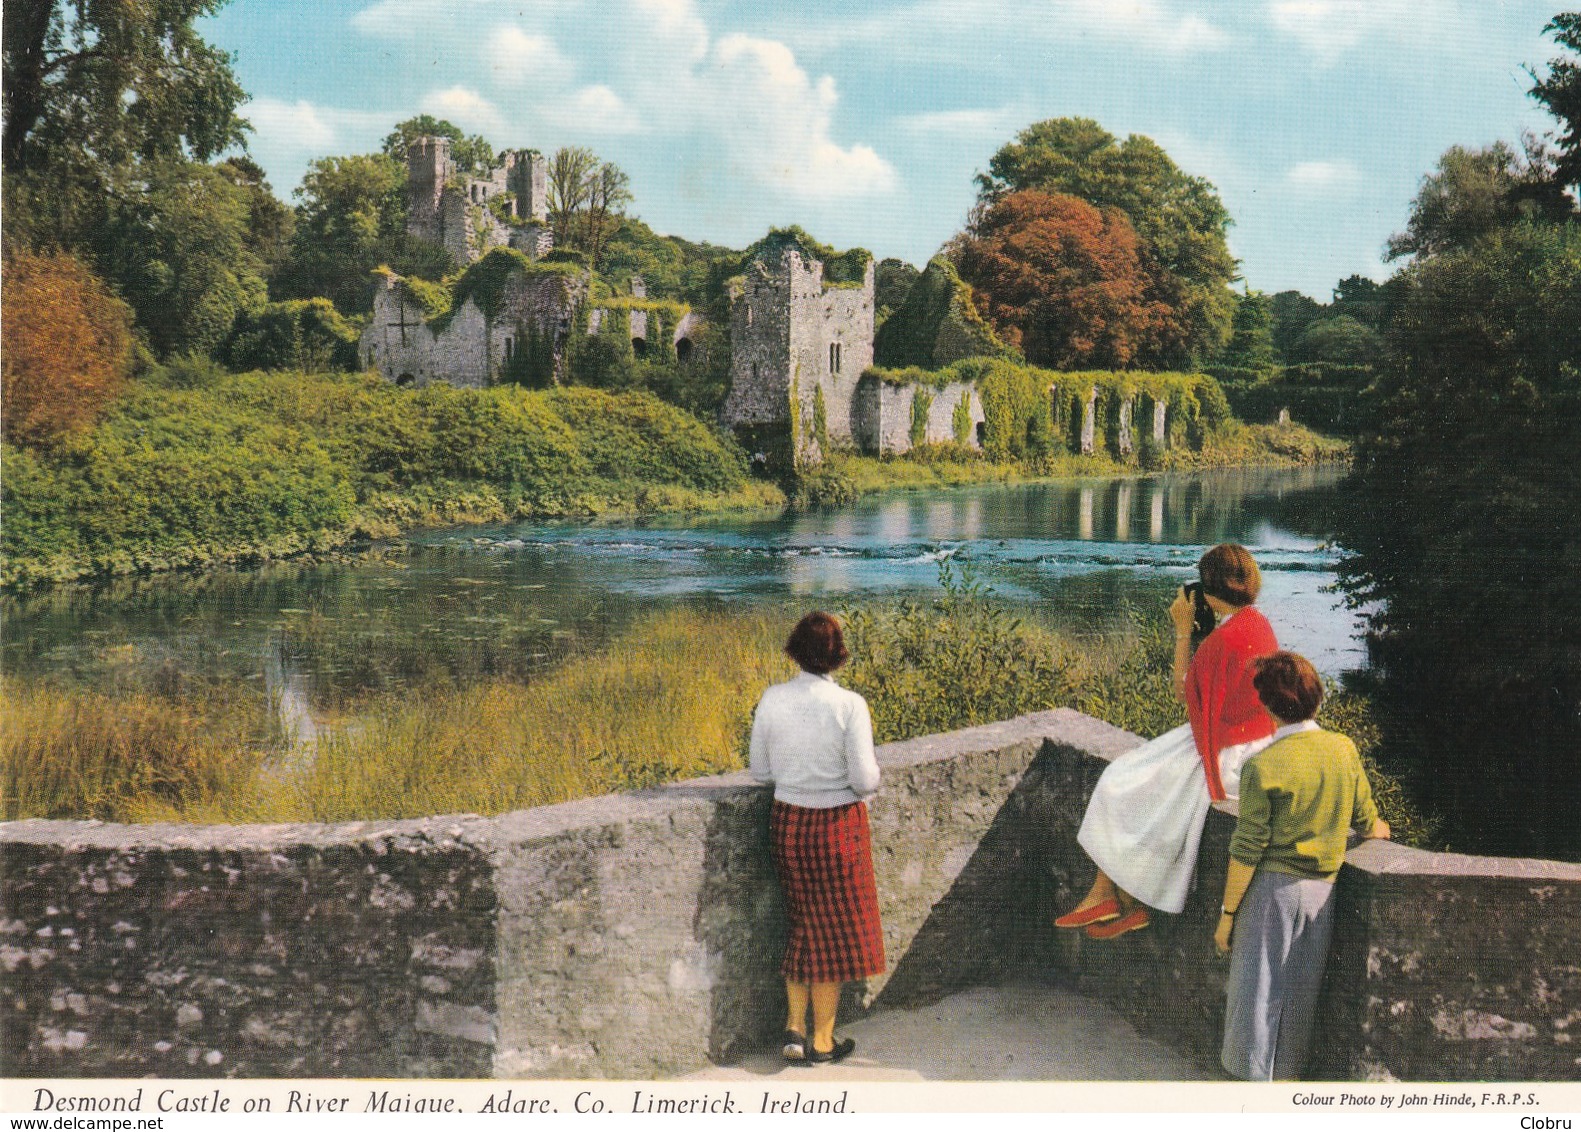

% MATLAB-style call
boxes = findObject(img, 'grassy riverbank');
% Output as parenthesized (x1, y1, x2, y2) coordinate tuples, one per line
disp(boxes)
(1, 585, 1435, 844)
(0, 369, 784, 588)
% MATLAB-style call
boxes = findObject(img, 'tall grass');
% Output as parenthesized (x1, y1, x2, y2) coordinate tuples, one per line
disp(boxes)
(126, 607, 791, 823)
(1, 681, 280, 821)
(3, 590, 1436, 843)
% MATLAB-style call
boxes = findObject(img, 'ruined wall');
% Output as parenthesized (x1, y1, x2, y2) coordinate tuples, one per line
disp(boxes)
(5, 711, 1576, 1082)
(361, 271, 584, 389)
(853, 378, 981, 455)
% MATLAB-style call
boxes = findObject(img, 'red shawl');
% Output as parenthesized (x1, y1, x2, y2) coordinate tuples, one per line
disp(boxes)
(1185, 606, 1278, 801)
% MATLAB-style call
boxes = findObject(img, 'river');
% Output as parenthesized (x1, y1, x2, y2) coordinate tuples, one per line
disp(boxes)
(0, 465, 1361, 715)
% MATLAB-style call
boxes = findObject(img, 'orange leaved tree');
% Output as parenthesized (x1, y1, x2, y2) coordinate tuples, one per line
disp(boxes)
(952, 190, 1172, 370)
(1, 250, 134, 447)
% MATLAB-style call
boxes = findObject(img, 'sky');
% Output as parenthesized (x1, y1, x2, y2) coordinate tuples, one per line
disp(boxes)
(203, 0, 1569, 299)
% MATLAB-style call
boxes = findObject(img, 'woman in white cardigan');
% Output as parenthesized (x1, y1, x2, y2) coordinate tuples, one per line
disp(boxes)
(749, 611, 884, 1066)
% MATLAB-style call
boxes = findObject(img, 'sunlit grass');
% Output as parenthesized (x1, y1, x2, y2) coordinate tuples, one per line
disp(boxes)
(3, 600, 1433, 844)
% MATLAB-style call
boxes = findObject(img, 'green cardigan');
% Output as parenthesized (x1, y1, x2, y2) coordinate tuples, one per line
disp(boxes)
(1229, 725, 1381, 881)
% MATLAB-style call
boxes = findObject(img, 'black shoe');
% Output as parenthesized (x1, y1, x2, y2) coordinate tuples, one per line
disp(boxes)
(780, 1030, 806, 1062)
(804, 1037, 855, 1064)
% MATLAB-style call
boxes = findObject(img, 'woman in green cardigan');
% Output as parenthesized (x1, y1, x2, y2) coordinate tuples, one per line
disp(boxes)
(1216, 651, 1391, 1080)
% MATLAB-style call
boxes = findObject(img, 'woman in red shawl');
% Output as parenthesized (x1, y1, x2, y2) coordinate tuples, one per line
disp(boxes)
(1055, 544, 1277, 938)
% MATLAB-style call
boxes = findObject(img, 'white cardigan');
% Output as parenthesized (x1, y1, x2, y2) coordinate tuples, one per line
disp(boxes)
(748, 671, 880, 808)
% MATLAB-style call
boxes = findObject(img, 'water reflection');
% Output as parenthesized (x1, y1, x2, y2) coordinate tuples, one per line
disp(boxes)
(2, 468, 1363, 711)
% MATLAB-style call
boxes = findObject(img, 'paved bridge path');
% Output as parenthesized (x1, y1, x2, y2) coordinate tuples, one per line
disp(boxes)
(692, 982, 1218, 1082)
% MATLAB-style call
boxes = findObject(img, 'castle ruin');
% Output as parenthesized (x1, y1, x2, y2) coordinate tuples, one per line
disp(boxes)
(722, 245, 982, 463)
(406, 135, 553, 266)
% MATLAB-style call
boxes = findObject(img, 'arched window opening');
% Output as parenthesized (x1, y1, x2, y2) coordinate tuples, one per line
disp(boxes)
(397, 373, 416, 387)
(631, 337, 648, 358)
(676, 338, 694, 364)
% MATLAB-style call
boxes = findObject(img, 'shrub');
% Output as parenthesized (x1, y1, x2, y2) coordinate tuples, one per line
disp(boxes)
(1, 250, 134, 448)
(224, 298, 361, 372)
(841, 556, 1078, 740)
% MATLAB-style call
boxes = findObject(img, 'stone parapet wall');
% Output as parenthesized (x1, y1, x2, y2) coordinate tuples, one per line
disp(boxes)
(0, 712, 1063, 1079)
(4, 710, 1576, 1081)
(1013, 717, 1581, 1082)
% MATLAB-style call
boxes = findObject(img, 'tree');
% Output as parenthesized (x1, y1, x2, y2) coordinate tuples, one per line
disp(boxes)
(217, 156, 294, 279)
(1529, 11, 1581, 188)
(1218, 289, 1276, 375)
(582, 162, 632, 274)
(952, 190, 1169, 370)
(1385, 141, 1571, 262)
(2, 0, 247, 176)
(976, 118, 1237, 365)
(273, 153, 411, 314)
(1, 250, 134, 447)
(546, 146, 597, 248)
(874, 258, 921, 323)
(1292, 314, 1383, 366)
(1336, 217, 1581, 861)
(380, 115, 493, 177)
(92, 161, 266, 359)
(1268, 290, 1325, 364)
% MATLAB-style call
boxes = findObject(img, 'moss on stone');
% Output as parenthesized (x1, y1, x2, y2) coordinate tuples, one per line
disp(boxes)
(874, 256, 1010, 368)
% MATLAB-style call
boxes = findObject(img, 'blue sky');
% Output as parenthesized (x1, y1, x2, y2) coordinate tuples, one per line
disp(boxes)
(205, 0, 1567, 299)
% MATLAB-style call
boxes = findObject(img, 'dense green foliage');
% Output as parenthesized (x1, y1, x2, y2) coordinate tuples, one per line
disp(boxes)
(1, 371, 765, 586)
(223, 299, 361, 373)
(1335, 217, 1581, 860)
(842, 558, 1078, 739)
(873, 256, 1010, 368)
(740, 226, 872, 285)
(1324, 14, 1581, 861)
(1531, 13, 1581, 188)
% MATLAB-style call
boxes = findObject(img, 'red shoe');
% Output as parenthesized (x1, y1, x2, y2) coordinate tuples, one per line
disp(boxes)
(1054, 898, 1121, 929)
(1084, 907, 1150, 940)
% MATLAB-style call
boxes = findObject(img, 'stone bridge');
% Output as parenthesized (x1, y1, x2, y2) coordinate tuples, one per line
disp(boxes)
(3, 710, 1578, 1080)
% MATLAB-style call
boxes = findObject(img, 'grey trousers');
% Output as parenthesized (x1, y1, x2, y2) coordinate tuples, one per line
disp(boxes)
(1221, 869, 1337, 1081)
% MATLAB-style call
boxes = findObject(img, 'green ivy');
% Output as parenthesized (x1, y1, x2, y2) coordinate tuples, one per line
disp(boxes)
(909, 388, 933, 448)
(952, 392, 974, 444)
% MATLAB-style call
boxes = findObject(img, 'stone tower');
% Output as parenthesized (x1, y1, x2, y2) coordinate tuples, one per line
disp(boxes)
(722, 246, 875, 465)
(406, 135, 452, 245)
(503, 149, 549, 223)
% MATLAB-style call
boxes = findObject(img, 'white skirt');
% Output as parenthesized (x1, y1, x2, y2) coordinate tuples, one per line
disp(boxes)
(1076, 723, 1273, 914)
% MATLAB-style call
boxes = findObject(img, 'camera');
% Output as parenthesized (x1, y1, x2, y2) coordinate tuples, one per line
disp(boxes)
(1182, 581, 1216, 642)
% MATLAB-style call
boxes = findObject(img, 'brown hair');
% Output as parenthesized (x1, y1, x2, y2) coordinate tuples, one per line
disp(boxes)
(784, 611, 850, 674)
(1198, 543, 1261, 607)
(1252, 651, 1324, 723)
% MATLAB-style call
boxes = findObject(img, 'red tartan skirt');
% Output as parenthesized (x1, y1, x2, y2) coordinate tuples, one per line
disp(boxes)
(770, 800, 886, 983)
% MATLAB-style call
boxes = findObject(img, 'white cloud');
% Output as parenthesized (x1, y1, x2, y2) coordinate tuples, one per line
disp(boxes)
(485, 27, 575, 88)
(705, 34, 896, 198)
(1285, 159, 1363, 191)
(348, 0, 895, 201)
(895, 106, 1026, 141)
(420, 86, 507, 136)
(1266, 0, 1458, 62)
(563, 85, 642, 134)
(779, 0, 1230, 59)
(241, 98, 394, 158)
(246, 98, 339, 151)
